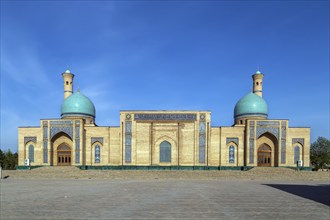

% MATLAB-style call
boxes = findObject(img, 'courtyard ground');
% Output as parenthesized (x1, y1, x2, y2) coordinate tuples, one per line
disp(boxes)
(0, 167, 329, 219)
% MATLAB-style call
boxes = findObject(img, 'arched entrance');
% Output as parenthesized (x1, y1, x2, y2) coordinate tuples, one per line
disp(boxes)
(257, 144, 271, 167)
(57, 144, 71, 166)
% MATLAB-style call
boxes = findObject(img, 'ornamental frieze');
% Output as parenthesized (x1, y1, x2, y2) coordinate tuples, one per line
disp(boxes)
(134, 114, 197, 121)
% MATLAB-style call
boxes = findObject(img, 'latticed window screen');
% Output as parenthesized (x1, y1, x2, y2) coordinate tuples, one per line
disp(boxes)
(95, 145, 100, 163)
(294, 146, 300, 164)
(125, 121, 132, 163)
(199, 122, 206, 163)
(28, 145, 34, 162)
(160, 141, 171, 162)
(229, 146, 235, 163)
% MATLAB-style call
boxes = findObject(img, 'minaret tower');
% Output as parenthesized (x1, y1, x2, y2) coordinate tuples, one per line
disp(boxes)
(252, 70, 264, 97)
(62, 69, 74, 99)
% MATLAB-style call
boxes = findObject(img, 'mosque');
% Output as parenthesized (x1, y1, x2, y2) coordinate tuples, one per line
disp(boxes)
(18, 70, 310, 168)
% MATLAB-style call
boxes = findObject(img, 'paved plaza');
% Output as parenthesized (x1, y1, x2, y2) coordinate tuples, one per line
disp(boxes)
(1, 178, 329, 219)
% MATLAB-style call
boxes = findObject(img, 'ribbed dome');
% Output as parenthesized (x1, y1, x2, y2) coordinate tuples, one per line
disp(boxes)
(61, 92, 95, 118)
(234, 92, 268, 119)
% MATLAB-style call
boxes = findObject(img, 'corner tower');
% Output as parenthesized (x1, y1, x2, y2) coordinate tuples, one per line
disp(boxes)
(62, 69, 74, 99)
(252, 70, 264, 97)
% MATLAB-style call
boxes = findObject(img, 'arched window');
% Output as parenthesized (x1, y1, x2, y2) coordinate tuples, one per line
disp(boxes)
(294, 146, 300, 164)
(28, 145, 34, 162)
(229, 145, 235, 163)
(160, 141, 171, 163)
(95, 145, 100, 163)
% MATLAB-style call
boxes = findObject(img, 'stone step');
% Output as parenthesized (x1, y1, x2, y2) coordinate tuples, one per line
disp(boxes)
(249, 167, 296, 173)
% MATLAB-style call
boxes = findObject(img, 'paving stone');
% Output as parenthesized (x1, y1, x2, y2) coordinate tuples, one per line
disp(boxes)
(0, 168, 329, 219)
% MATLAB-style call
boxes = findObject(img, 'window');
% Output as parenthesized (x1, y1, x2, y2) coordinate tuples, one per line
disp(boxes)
(28, 145, 34, 162)
(229, 145, 235, 163)
(160, 141, 171, 162)
(95, 145, 100, 163)
(294, 146, 300, 164)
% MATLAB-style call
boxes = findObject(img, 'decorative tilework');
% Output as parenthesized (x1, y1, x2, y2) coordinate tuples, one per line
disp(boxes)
(256, 127, 279, 140)
(249, 139, 254, 164)
(50, 120, 73, 140)
(257, 121, 280, 126)
(126, 114, 131, 120)
(249, 126, 254, 164)
(199, 122, 206, 163)
(43, 122, 48, 164)
(226, 138, 239, 146)
(125, 121, 132, 163)
(281, 122, 287, 164)
(75, 125, 80, 164)
(24, 136, 37, 145)
(281, 139, 286, 164)
(91, 137, 104, 145)
(134, 114, 197, 121)
(229, 146, 235, 163)
(43, 127, 48, 139)
(95, 145, 100, 163)
(75, 141, 80, 163)
(292, 138, 304, 146)
(75, 126, 80, 139)
(43, 140, 48, 163)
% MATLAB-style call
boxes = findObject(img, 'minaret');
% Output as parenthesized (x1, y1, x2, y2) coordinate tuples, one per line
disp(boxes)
(252, 70, 264, 97)
(62, 69, 74, 99)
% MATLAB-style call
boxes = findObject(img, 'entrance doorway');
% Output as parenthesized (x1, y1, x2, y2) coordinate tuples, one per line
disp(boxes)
(57, 144, 71, 166)
(257, 144, 271, 167)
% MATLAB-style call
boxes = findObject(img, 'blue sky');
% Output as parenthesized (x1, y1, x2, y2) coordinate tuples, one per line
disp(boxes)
(1, 1, 329, 152)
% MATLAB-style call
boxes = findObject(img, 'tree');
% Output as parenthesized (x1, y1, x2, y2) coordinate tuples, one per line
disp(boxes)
(0, 149, 4, 167)
(310, 137, 330, 170)
(0, 149, 18, 170)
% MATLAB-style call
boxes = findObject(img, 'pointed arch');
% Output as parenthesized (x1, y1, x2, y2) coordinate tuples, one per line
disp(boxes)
(256, 132, 279, 167)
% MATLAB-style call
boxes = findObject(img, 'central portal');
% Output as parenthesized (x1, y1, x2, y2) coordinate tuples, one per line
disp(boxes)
(257, 144, 271, 167)
(57, 144, 71, 166)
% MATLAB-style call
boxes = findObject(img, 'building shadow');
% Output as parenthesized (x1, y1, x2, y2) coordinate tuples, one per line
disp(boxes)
(264, 184, 330, 206)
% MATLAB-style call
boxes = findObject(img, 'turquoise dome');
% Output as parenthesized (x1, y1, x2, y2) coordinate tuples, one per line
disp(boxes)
(61, 92, 95, 118)
(234, 92, 268, 118)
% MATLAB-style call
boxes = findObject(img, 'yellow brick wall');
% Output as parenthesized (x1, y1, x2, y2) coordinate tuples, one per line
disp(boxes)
(219, 126, 245, 166)
(85, 126, 109, 166)
(209, 127, 220, 166)
(17, 112, 310, 168)
(287, 127, 310, 167)
(18, 127, 42, 166)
